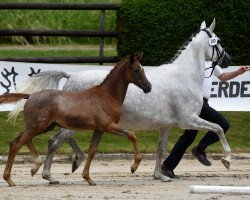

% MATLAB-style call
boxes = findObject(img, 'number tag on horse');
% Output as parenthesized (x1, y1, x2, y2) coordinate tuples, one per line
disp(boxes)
(209, 37, 218, 46)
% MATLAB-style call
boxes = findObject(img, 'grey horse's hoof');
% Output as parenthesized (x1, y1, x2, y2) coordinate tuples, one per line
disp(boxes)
(221, 157, 230, 170)
(72, 156, 85, 173)
(154, 173, 172, 182)
(43, 175, 60, 185)
(49, 180, 60, 185)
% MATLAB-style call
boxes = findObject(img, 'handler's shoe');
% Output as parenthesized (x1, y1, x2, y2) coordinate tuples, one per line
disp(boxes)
(191, 146, 211, 166)
(161, 165, 180, 179)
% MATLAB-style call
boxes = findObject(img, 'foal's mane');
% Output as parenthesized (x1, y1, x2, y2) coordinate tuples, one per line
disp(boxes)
(96, 57, 129, 87)
(167, 30, 200, 64)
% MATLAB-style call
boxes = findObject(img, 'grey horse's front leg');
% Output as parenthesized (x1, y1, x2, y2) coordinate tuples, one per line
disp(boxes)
(154, 127, 172, 182)
(67, 138, 85, 173)
(183, 115, 231, 169)
(42, 128, 75, 184)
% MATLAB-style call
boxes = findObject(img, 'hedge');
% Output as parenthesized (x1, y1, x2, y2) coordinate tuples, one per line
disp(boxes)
(117, 0, 249, 66)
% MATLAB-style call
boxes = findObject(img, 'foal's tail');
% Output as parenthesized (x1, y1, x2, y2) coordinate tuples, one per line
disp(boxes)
(8, 70, 70, 123)
(0, 93, 29, 104)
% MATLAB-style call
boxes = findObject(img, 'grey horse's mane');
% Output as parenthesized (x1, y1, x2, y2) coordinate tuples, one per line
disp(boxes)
(168, 30, 200, 64)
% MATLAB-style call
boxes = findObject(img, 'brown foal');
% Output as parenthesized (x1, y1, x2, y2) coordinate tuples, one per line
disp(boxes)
(0, 54, 152, 186)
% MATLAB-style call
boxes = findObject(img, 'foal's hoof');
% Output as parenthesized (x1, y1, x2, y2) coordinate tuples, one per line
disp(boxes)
(31, 168, 39, 177)
(131, 168, 135, 174)
(131, 165, 138, 174)
(8, 180, 16, 187)
(31, 169, 35, 177)
(221, 157, 230, 170)
(87, 180, 96, 186)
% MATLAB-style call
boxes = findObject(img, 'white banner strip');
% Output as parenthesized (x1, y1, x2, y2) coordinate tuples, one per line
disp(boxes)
(0, 61, 249, 111)
(209, 66, 250, 111)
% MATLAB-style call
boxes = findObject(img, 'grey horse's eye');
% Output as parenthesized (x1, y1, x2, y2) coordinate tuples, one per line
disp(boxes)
(134, 68, 139, 73)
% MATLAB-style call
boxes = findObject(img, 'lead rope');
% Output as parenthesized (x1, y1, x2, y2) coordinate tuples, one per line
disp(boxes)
(205, 62, 217, 78)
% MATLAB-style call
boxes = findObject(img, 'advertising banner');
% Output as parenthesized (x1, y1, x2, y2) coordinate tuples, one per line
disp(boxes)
(0, 61, 249, 111)
(209, 67, 250, 111)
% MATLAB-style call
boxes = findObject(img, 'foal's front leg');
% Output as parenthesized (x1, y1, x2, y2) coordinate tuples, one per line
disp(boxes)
(82, 130, 103, 185)
(107, 123, 142, 174)
(26, 141, 44, 176)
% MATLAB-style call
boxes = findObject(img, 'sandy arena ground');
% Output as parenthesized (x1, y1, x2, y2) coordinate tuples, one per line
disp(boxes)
(0, 156, 249, 200)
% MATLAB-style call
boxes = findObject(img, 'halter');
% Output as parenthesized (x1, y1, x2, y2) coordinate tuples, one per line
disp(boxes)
(202, 29, 224, 63)
(202, 28, 229, 78)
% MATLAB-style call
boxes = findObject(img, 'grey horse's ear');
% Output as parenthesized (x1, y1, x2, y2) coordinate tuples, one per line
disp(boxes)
(200, 21, 206, 29)
(208, 18, 216, 32)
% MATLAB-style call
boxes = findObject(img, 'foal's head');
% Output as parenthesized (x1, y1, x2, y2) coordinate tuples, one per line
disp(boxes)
(124, 53, 152, 93)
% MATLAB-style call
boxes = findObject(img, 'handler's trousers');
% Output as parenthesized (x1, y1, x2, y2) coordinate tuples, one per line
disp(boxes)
(162, 98, 230, 171)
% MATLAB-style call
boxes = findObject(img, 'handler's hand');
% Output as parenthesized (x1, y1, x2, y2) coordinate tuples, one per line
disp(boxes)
(238, 66, 250, 74)
(243, 66, 250, 71)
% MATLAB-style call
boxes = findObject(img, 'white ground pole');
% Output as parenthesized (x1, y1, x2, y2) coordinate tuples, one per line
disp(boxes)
(190, 185, 250, 194)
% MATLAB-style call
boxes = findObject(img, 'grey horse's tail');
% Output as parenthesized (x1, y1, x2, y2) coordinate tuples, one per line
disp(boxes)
(8, 70, 70, 123)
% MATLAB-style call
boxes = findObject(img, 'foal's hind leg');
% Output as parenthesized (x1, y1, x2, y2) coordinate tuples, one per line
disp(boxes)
(26, 141, 44, 176)
(107, 123, 142, 174)
(42, 129, 76, 184)
(3, 130, 32, 186)
(82, 130, 103, 186)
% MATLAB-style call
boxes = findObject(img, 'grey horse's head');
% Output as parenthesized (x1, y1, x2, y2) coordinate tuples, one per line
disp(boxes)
(201, 19, 230, 68)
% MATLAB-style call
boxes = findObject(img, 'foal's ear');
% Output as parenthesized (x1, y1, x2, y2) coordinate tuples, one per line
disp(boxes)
(200, 21, 206, 29)
(129, 53, 136, 63)
(137, 52, 143, 61)
(208, 18, 216, 32)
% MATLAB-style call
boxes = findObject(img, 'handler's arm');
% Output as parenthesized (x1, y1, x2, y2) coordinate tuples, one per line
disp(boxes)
(218, 66, 250, 81)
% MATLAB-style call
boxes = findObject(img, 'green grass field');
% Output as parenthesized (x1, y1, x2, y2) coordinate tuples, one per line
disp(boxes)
(0, 111, 249, 155)
(0, 0, 120, 45)
(0, 0, 120, 59)
(0, 45, 116, 58)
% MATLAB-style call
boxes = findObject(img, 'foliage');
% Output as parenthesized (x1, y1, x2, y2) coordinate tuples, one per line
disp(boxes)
(117, 0, 249, 65)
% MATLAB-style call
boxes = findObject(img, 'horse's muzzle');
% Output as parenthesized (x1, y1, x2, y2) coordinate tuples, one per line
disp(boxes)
(218, 50, 230, 68)
(142, 82, 152, 93)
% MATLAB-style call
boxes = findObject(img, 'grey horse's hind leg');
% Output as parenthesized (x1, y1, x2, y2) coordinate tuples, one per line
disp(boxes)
(154, 127, 172, 182)
(42, 129, 75, 184)
(182, 115, 231, 169)
(67, 138, 85, 173)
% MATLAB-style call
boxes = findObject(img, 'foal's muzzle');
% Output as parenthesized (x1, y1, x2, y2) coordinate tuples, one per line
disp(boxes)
(217, 50, 230, 68)
(141, 82, 152, 93)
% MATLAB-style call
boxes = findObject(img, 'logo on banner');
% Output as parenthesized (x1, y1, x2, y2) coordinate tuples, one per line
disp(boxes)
(0, 66, 41, 93)
(211, 81, 250, 98)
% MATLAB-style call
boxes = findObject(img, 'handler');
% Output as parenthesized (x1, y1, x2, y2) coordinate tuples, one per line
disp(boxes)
(161, 61, 250, 179)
